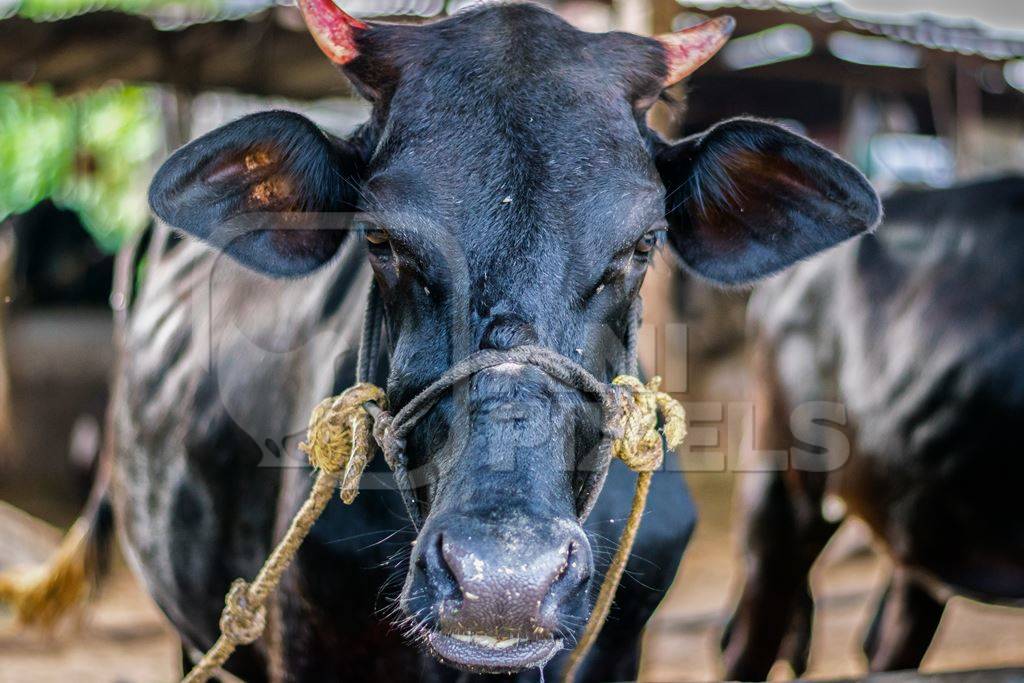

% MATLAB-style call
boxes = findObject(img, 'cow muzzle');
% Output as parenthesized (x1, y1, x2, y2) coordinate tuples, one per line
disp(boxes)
(404, 517, 592, 673)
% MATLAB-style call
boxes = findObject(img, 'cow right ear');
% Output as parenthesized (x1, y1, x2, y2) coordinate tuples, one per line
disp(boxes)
(654, 118, 881, 285)
(149, 110, 366, 277)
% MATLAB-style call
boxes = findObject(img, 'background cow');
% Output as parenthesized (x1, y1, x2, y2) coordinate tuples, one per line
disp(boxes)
(723, 175, 1024, 680)
(125, 2, 878, 680)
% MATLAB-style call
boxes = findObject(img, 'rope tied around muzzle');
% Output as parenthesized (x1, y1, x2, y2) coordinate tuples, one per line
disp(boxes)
(184, 344, 686, 683)
(300, 383, 388, 504)
(611, 374, 686, 471)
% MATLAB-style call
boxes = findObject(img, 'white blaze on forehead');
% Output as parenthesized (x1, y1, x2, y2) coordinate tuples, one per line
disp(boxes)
(490, 361, 526, 375)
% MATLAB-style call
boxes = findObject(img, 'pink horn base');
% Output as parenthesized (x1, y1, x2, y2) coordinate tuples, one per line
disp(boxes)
(656, 15, 736, 87)
(296, 0, 367, 66)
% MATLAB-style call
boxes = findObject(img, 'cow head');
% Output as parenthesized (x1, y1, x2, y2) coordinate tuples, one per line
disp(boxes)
(149, 1, 880, 673)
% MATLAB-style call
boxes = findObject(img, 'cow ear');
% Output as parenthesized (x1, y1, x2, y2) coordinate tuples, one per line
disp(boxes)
(655, 118, 881, 284)
(149, 110, 365, 277)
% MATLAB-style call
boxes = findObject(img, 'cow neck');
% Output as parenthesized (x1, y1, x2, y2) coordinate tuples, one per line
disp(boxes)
(355, 278, 643, 529)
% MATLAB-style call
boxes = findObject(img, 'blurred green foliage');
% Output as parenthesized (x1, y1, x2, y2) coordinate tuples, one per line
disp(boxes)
(0, 83, 161, 251)
(11, 0, 219, 21)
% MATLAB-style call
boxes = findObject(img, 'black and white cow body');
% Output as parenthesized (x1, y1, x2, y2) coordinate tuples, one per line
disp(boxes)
(726, 175, 1024, 680)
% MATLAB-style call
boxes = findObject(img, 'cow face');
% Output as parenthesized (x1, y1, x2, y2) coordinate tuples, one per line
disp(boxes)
(149, 2, 880, 673)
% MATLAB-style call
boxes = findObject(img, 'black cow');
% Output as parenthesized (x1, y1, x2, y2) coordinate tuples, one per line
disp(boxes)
(121, 3, 879, 681)
(723, 175, 1024, 680)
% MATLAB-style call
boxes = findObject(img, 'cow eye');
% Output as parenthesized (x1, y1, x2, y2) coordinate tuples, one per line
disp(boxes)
(365, 227, 390, 246)
(634, 230, 660, 256)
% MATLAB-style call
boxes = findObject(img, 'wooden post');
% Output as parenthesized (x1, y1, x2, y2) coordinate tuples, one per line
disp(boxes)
(613, 0, 651, 35)
(623, 1, 689, 385)
(956, 57, 983, 177)
(648, 0, 681, 139)
(926, 56, 957, 168)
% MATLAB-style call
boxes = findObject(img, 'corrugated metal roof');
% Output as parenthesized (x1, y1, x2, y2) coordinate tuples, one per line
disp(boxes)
(676, 0, 1024, 60)
(0, 0, 445, 25)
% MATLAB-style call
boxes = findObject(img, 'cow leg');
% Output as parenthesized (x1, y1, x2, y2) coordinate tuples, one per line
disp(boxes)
(777, 580, 815, 676)
(861, 578, 890, 663)
(721, 468, 839, 681)
(863, 567, 945, 672)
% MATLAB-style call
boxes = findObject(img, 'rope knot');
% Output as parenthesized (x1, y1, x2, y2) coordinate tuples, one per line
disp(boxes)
(371, 410, 405, 471)
(299, 382, 387, 503)
(610, 375, 687, 473)
(218, 579, 266, 645)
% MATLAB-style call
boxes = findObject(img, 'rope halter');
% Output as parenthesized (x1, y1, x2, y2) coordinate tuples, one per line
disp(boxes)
(183, 296, 687, 683)
(218, 579, 267, 646)
(307, 364, 687, 488)
(611, 375, 687, 471)
(300, 383, 388, 504)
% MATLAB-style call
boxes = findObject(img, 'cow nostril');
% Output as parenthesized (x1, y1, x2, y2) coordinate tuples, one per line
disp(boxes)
(421, 526, 593, 639)
(435, 533, 455, 584)
(420, 532, 461, 606)
(566, 541, 590, 587)
(546, 540, 591, 609)
(553, 542, 573, 585)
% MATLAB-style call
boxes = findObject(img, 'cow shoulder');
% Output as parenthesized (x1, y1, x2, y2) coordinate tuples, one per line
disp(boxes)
(112, 234, 370, 650)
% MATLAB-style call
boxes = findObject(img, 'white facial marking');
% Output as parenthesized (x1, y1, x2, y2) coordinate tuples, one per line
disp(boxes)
(491, 361, 525, 375)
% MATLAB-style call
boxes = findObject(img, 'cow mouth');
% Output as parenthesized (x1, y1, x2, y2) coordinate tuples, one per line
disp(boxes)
(427, 631, 563, 673)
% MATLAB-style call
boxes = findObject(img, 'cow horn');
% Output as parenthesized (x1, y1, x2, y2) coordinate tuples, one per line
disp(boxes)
(656, 16, 735, 87)
(296, 0, 367, 66)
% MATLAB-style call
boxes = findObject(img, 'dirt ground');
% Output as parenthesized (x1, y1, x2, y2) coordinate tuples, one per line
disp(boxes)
(0, 562, 179, 682)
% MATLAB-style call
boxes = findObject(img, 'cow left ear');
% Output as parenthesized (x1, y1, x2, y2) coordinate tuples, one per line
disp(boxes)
(149, 110, 366, 277)
(655, 118, 882, 284)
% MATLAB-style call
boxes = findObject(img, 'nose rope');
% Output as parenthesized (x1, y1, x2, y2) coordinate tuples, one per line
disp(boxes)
(182, 285, 686, 683)
(368, 344, 623, 526)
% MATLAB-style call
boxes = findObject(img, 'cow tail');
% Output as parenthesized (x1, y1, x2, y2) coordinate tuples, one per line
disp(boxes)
(0, 225, 146, 629)
(0, 458, 113, 628)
